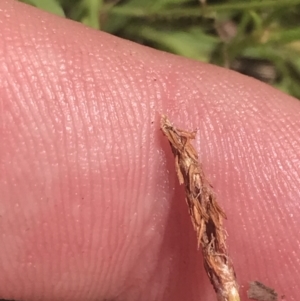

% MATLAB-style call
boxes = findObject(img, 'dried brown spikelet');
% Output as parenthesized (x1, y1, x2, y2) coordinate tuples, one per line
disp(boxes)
(161, 115, 240, 301)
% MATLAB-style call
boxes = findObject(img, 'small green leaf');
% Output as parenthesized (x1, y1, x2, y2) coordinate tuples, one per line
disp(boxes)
(20, 0, 65, 17)
(80, 0, 102, 29)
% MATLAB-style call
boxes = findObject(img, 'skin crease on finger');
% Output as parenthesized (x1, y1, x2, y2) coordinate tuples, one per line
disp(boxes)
(0, 1, 300, 301)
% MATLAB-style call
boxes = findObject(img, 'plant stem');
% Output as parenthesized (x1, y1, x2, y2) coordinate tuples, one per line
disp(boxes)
(107, 0, 300, 19)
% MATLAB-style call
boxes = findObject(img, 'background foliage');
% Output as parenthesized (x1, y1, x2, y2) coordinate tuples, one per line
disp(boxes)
(20, 0, 300, 99)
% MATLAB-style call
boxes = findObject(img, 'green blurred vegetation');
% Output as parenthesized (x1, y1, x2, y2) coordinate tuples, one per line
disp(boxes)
(19, 0, 300, 99)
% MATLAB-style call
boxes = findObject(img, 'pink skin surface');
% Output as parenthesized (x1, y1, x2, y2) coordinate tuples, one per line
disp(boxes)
(1, 1, 300, 300)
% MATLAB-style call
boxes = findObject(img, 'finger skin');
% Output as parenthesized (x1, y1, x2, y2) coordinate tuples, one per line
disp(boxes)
(1, 1, 300, 301)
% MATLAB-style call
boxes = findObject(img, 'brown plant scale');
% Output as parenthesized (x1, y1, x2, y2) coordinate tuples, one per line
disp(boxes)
(247, 281, 278, 301)
(161, 115, 240, 301)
